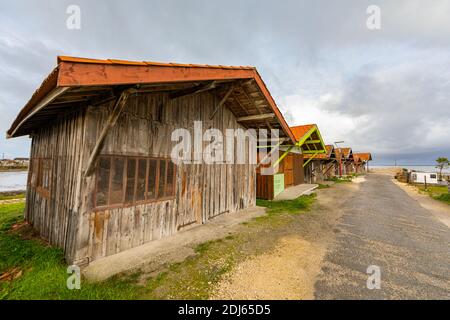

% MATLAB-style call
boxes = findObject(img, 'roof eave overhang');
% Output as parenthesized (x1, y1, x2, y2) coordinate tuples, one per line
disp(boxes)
(8, 60, 296, 143)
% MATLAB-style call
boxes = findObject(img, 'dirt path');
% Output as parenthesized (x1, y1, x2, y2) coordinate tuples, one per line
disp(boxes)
(315, 174, 450, 299)
(0, 198, 25, 205)
(211, 235, 325, 299)
(211, 181, 361, 300)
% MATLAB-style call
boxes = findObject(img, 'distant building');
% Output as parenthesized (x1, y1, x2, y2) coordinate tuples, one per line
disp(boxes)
(410, 171, 439, 185)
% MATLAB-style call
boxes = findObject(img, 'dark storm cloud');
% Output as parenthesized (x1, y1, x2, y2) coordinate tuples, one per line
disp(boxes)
(0, 0, 449, 163)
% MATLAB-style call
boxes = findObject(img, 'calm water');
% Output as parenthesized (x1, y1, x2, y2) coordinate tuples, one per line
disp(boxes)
(0, 171, 28, 192)
(372, 165, 450, 173)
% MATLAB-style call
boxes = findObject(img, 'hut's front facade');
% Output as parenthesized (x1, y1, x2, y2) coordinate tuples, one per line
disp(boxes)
(335, 147, 354, 176)
(353, 153, 373, 173)
(290, 124, 327, 184)
(256, 150, 304, 200)
(7, 56, 295, 265)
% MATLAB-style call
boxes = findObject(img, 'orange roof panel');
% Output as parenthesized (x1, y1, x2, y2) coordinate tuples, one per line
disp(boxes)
(8, 56, 295, 143)
(290, 124, 315, 141)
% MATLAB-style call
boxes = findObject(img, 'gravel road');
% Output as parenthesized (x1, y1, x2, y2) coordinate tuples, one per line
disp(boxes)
(314, 174, 450, 299)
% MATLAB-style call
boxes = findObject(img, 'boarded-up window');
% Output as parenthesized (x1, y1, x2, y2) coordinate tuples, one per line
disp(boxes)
(40, 159, 52, 190)
(30, 159, 39, 187)
(95, 155, 176, 209)
(29, 158, 52, 198)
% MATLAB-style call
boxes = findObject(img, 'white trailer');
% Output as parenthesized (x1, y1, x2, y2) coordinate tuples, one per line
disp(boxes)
(410, 171, 439, 184)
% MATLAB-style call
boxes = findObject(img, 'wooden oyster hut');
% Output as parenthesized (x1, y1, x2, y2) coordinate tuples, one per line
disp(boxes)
(7, 56, 295, 265)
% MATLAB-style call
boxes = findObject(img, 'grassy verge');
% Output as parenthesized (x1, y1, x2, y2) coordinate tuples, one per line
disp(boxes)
(0, 193, 26, 201)
(416, 185, 450, 205)
(0, 202, 143, 299)
(325, 176, 353, 183)
(1, 194, 316, 299)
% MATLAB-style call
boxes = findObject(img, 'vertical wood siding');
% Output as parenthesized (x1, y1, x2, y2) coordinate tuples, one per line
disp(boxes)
(26, 110, 86, 261)
(74, 91, 256, 262)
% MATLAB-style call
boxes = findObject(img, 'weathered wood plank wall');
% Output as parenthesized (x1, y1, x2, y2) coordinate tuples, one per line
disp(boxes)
(73, 91, 256, 263)
(26, 110, 86, 261)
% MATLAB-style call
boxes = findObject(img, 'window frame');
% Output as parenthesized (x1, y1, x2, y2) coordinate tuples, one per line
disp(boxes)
(94, 154, 177, 211)
(29, 157, 52, 199)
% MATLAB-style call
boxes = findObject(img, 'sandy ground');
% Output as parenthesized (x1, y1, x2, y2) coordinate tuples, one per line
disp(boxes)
(211, 235, 325, 299)
(211, 181, 361, 300)
(370, 167, 402, 176)
(0, 198, 25, 205)
(392, 179, 450, 228)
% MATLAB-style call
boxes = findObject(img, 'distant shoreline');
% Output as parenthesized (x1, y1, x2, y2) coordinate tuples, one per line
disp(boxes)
(0, 167, 28, 172)
(372, 165, 438, 167)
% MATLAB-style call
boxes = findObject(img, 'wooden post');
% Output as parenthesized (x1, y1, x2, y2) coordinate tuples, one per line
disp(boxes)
(84, 88, 136, 177)
(424, 175, 427, 191)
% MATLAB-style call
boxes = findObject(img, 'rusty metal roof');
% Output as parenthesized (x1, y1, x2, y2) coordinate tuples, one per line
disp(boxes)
(57, 56, 256, 69)
(7, 56, 296, 142)
(304, 144, 335, 159)
(353, 152, 372, 162)
(335, 147, 354, 161)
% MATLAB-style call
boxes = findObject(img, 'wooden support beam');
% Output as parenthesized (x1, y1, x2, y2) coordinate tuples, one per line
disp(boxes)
(8, 87, 70, 138)
(170, 81, 217, 99)
(209, 85, 235, 120)
(257, 139, 287, 169)
(239, 84, 273, 130)
(303, 151, 321, 167)
(304, 140, 322, 144)
(84, 88, 136, 177)
(302, 150, 326, 154)
(237, 113, 275, 122)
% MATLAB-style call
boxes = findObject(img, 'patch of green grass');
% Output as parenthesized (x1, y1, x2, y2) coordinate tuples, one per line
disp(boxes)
(256, 194, 316, 215)
(326, 176, 352, 183)
(0, 194, 26, 201)
(0, 202, 142, 300)
(0, 192, 318, 300)
(435, 193, 450, 204)
(143, 236, 240, 299)
(416, 185, 450, 206)
(317, 183, 330, 189)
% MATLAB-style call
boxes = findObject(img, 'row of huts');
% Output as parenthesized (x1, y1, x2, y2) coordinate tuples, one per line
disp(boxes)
(257, 123, 372, 200)
(7, 56, 371, 265)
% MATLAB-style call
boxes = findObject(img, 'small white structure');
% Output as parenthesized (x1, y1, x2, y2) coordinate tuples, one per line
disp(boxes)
(410, 171, 439, 184)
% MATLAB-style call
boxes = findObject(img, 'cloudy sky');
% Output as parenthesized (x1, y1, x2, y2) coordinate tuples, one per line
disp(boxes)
(0, 0, 449, 165)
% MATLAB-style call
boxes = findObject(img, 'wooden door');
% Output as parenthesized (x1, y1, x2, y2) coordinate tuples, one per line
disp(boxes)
(283, 154, 294, 188)
(293, 154, 304, 185)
